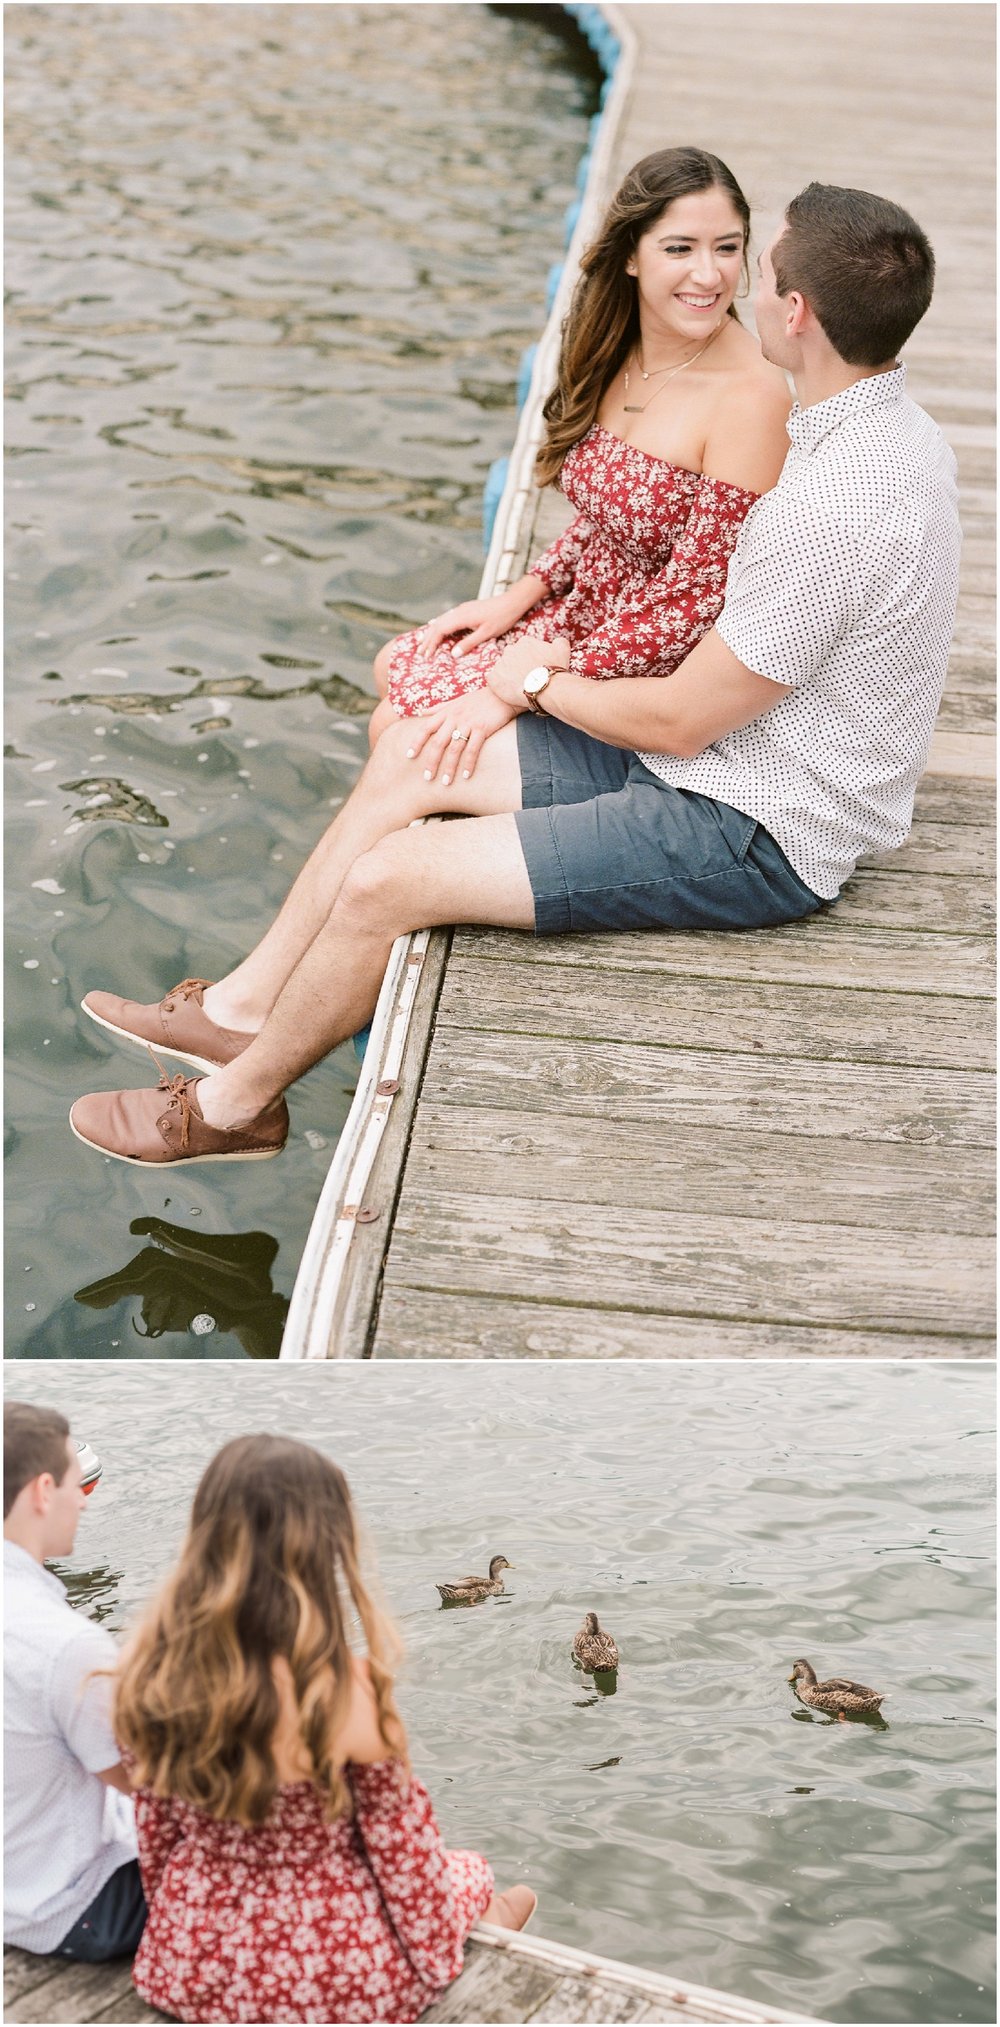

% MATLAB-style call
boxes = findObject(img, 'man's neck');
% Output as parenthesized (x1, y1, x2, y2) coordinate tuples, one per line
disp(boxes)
(4, 1521, 48, 1566)
(792, 357, 898, 413)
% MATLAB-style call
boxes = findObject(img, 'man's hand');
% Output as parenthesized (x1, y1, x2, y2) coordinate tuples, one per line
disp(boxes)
(485, 633, 572, 711)
(405, 686, 516, 786)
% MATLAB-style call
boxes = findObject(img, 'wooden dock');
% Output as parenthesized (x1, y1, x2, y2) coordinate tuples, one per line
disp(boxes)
(3, 1925, 825, 2024)
(283, 2, 995, 1360)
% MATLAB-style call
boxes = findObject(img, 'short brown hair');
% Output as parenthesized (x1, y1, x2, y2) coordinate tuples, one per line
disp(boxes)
(4, 1402, 71, 1517)
(772, 183, 934, 367)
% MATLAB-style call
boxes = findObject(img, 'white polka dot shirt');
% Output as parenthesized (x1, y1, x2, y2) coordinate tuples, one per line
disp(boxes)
(639, 366, 962, 898)
(4, 1540, 136, 1952)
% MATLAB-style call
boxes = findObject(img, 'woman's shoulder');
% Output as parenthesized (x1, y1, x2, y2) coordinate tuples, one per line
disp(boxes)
(715, 328, 791, 410)
(703, 346, 792, 494)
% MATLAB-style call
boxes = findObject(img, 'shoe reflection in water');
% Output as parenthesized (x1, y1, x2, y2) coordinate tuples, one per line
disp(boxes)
(74, 1218, 289, 1360)
(50, 1559, 125, 1626)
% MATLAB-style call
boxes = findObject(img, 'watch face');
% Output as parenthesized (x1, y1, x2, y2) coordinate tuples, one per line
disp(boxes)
(524, 666, 550, 696)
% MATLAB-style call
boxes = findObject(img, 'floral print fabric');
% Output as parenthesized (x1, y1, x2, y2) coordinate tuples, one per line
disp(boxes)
(131, 1759, 494, 2023)
(385, 422, 759, 715)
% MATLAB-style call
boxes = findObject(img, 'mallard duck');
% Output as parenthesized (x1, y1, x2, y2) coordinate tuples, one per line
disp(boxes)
(436, 1555, 513, 1604)
(788, 1658, 885, 1718)
(573, 1611, 619, 1672)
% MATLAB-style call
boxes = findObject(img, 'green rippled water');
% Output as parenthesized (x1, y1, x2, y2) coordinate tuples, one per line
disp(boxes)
(4, 2, 597, 1358)
(4, 1361, 995, 2024)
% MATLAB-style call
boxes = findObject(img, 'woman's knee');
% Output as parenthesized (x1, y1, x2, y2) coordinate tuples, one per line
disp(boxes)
(367, 697, 400, 752)
(372, 639, 397, 697)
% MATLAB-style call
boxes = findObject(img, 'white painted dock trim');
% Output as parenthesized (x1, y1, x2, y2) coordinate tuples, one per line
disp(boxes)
(467, 1922, 827, 2025)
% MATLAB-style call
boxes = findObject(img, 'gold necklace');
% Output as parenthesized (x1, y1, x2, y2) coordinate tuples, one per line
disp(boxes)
(623, 322, 726, 413)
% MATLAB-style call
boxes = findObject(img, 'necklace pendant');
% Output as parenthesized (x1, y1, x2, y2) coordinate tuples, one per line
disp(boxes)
(623, 402, 643, 413)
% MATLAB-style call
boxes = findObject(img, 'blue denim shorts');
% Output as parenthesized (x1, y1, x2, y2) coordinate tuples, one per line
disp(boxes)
(56, 1858, 147, 1962)
(514, 714, 824, 936)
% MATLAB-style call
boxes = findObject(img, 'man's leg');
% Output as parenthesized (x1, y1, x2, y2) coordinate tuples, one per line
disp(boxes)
(198, 811, 533, 1129)
(55, 1859, 146, 1963)
(203, 715, 524, 1034)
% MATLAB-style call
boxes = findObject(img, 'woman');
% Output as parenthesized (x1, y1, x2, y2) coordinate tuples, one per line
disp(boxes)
(367, 146, 791, 776)
(114, 1436, 533, 2024)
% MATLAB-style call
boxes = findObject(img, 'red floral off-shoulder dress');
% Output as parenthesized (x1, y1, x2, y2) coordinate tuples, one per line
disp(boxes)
(131, 1759, 494, 2024)
(385, 421, 760, 715)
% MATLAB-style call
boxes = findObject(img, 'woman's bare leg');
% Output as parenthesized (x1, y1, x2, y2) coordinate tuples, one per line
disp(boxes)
(367, 696, 398, 750)
(200, 716, 523, 1037)
(372, 640, 395, 698)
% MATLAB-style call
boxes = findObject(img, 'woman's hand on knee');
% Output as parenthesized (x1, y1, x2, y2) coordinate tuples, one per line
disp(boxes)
(421, 589, 524, 660)
(405, 689, 517, 785)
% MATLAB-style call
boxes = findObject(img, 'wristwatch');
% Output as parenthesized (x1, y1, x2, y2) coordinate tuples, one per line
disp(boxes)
(522, 663, 559, 714)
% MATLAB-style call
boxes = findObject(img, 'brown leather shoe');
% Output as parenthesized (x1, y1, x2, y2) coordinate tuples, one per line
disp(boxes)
(69, 1070, 288, 1167)
(81, 978, 254, 1075)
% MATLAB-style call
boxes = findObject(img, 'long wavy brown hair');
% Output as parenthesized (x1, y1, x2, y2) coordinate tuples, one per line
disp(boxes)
(114, 1434, 404, 1826)
(536, 147, 751, 487)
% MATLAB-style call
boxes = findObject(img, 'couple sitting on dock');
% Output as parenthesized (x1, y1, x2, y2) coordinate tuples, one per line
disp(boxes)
(69, 154, 960, 1168)
(4, 1402, 532, 2022)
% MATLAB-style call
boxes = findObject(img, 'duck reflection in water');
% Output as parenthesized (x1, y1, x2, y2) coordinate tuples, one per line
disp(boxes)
(790, 1704, 889, 1732)
(74, 1217, 288, 1359)
(574, 1673, 618, 1706)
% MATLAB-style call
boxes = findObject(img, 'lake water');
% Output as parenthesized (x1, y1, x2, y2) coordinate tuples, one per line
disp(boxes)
(4, 2, 597, 1359)
(4, 1360, 994, 2024)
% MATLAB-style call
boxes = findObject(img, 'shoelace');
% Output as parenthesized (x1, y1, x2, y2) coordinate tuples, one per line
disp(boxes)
(147, 1048, 195, 1150)
(166, 976, 212, 1003)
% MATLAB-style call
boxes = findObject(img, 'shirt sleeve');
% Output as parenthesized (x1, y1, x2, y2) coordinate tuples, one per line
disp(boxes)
(134, 1789, 188, 1901)
(347, 1759, 493, 1993)
(528, 513, 594, 598)
(49, 1619, 123, 1773)
(716, 498, 866, 687)
(568, 477, 755, 680)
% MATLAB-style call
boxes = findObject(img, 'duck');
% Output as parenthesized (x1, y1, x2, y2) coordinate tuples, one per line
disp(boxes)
(788, 1657, 886, 1718)
(436, 1555, 513, 1604)
(573, 1611, 619, 1672)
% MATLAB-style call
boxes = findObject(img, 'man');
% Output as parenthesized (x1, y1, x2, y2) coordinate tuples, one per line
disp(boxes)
(4, 1403, 145, 1960)
(70, 183, 960, 1168)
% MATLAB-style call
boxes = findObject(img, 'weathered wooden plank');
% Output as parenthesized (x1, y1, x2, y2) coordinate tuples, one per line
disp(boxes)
(406, 1107, 995, 1235)
(2, 1951, 66, 2006)
(435, 960, 995, 1072)
(762, 869, 994, 931)
(372, 1288, 988, 1361)
(421, 1949, 560, 2023)
(529, 1976, 653, 2022)
(863, 819, 994, 873)
(6, 1958, 138, 2025)
(924, 731, 996, 781)
(943, 653, 996, 694)
(90, 1993, 166, 2025)
(457, 922, 993, 998)
(935, 690, 995, 733)
(383, 1191, 995, 1335)
(912, 775, 994, 823)
(420, 1035, 995, 1147)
